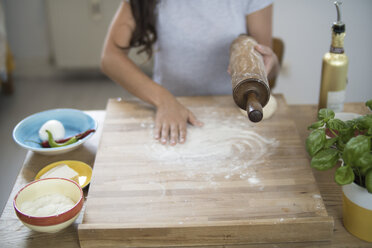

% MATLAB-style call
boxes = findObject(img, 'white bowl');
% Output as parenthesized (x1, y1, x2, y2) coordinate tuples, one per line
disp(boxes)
(13, 178, 84, 233)
(13, 108, 97, 155)
(334, 112, 361, 122)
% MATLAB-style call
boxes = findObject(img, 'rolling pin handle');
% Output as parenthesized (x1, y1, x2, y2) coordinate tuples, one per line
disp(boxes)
(246, 92, 263, 122)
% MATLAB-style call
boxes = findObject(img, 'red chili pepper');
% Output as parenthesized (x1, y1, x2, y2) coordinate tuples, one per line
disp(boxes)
(41, 129, 96, 148)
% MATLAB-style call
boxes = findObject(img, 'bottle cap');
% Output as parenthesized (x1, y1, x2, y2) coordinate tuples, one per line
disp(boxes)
(332, 1, 345, 34)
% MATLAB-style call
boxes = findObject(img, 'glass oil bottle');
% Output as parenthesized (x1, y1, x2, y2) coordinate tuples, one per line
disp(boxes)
(318, 1, 348, 112)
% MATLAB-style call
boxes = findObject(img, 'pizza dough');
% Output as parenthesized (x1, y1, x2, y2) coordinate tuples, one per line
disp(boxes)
(239, 94, 277, 120)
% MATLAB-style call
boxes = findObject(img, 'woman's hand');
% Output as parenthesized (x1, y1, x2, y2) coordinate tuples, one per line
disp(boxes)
(154, 93, 203, 145)
(254, 44, 279, 79)
(227, 43, 279, 79)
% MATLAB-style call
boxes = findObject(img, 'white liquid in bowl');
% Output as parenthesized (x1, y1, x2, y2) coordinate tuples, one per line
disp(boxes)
(20, 193, 75, 217)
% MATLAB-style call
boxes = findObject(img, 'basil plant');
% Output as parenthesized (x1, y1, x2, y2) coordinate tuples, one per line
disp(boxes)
(306, 99, 372, 193)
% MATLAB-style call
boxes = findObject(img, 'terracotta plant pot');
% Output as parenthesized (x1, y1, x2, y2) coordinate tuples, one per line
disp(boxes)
(342, 182, 372, 242)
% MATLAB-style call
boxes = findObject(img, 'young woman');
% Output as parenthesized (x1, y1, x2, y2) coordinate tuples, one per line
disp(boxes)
(101, 0, 279, 146)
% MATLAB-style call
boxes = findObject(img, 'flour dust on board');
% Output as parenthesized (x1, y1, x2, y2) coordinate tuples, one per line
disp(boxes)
(141, 109, 279, 187)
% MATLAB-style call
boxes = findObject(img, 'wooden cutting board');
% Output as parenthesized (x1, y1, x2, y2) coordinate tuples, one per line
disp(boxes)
(78, 95, 333, 248)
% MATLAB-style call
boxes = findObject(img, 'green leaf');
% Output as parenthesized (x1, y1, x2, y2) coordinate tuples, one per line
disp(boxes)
(366, 99, 372, 111)
(368, 127, 372, 135)
(336, 138, 345, 151)
(307, 120, 324, 130)
(311, 148, 339, 170)
(365, 170, 372, 193)
(335, 165, 355, 185)
(356, 153, 372, 175)
(361, 116, 372, 129)
(318, 109, 335, 122)
(354, 116, 372, 130)
(342, 135, 371, 167)
(324, 137, 338, 148)
(327, 118, 348, 131)
(338, 127, 354, 144)
(306, 129, 326, 157)
(345, 119, 356, 128)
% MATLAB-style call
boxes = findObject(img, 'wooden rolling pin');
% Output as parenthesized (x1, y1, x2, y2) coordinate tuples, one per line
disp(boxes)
(229, 35, 270, 122)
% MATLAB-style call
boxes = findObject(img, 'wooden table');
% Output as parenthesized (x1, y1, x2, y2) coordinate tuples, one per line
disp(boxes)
(0, 100, 371, 248)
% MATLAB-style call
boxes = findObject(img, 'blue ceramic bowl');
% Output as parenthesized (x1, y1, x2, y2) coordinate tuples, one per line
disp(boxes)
(13, 109, 97, 155)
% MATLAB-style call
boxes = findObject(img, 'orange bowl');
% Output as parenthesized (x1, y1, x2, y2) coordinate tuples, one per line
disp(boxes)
(13, 178, 84, 233)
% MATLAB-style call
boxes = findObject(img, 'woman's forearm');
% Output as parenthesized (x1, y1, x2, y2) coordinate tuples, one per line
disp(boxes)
(100, 0, 173, 109)
(101, 46, 172, 108)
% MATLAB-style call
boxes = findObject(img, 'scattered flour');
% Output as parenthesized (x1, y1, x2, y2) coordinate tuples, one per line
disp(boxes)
(248, 177, 260, 185)
(141, 109, 279, 186)
(312, 194, 321, 199)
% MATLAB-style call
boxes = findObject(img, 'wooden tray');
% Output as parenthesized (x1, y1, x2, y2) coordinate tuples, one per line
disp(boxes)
(78, 95, 333, 247)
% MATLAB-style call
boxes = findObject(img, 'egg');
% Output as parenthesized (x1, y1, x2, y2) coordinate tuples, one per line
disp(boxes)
(39, 120, 65, 141)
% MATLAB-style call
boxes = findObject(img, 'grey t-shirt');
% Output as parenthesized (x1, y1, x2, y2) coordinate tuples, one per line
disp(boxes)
(153, 0, 273, 96)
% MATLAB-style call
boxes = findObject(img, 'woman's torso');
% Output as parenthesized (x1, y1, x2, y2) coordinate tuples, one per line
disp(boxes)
(152, 0, 273, 96)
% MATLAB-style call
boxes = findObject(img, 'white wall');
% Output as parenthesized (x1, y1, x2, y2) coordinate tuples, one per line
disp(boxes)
(2, 0, 50, 65)
(272, 0, 372, 104)
(3, 0, 372, 104)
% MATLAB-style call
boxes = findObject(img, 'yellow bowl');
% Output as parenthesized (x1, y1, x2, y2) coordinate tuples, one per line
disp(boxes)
(13, 178, 84, 233)
(35, 160, 92, 188)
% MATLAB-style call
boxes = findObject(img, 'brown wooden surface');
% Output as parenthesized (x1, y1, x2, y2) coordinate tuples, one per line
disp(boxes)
(78, 95, 333, 247)
(0, 111, 105, 248)
(1, 99, 371, 248)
